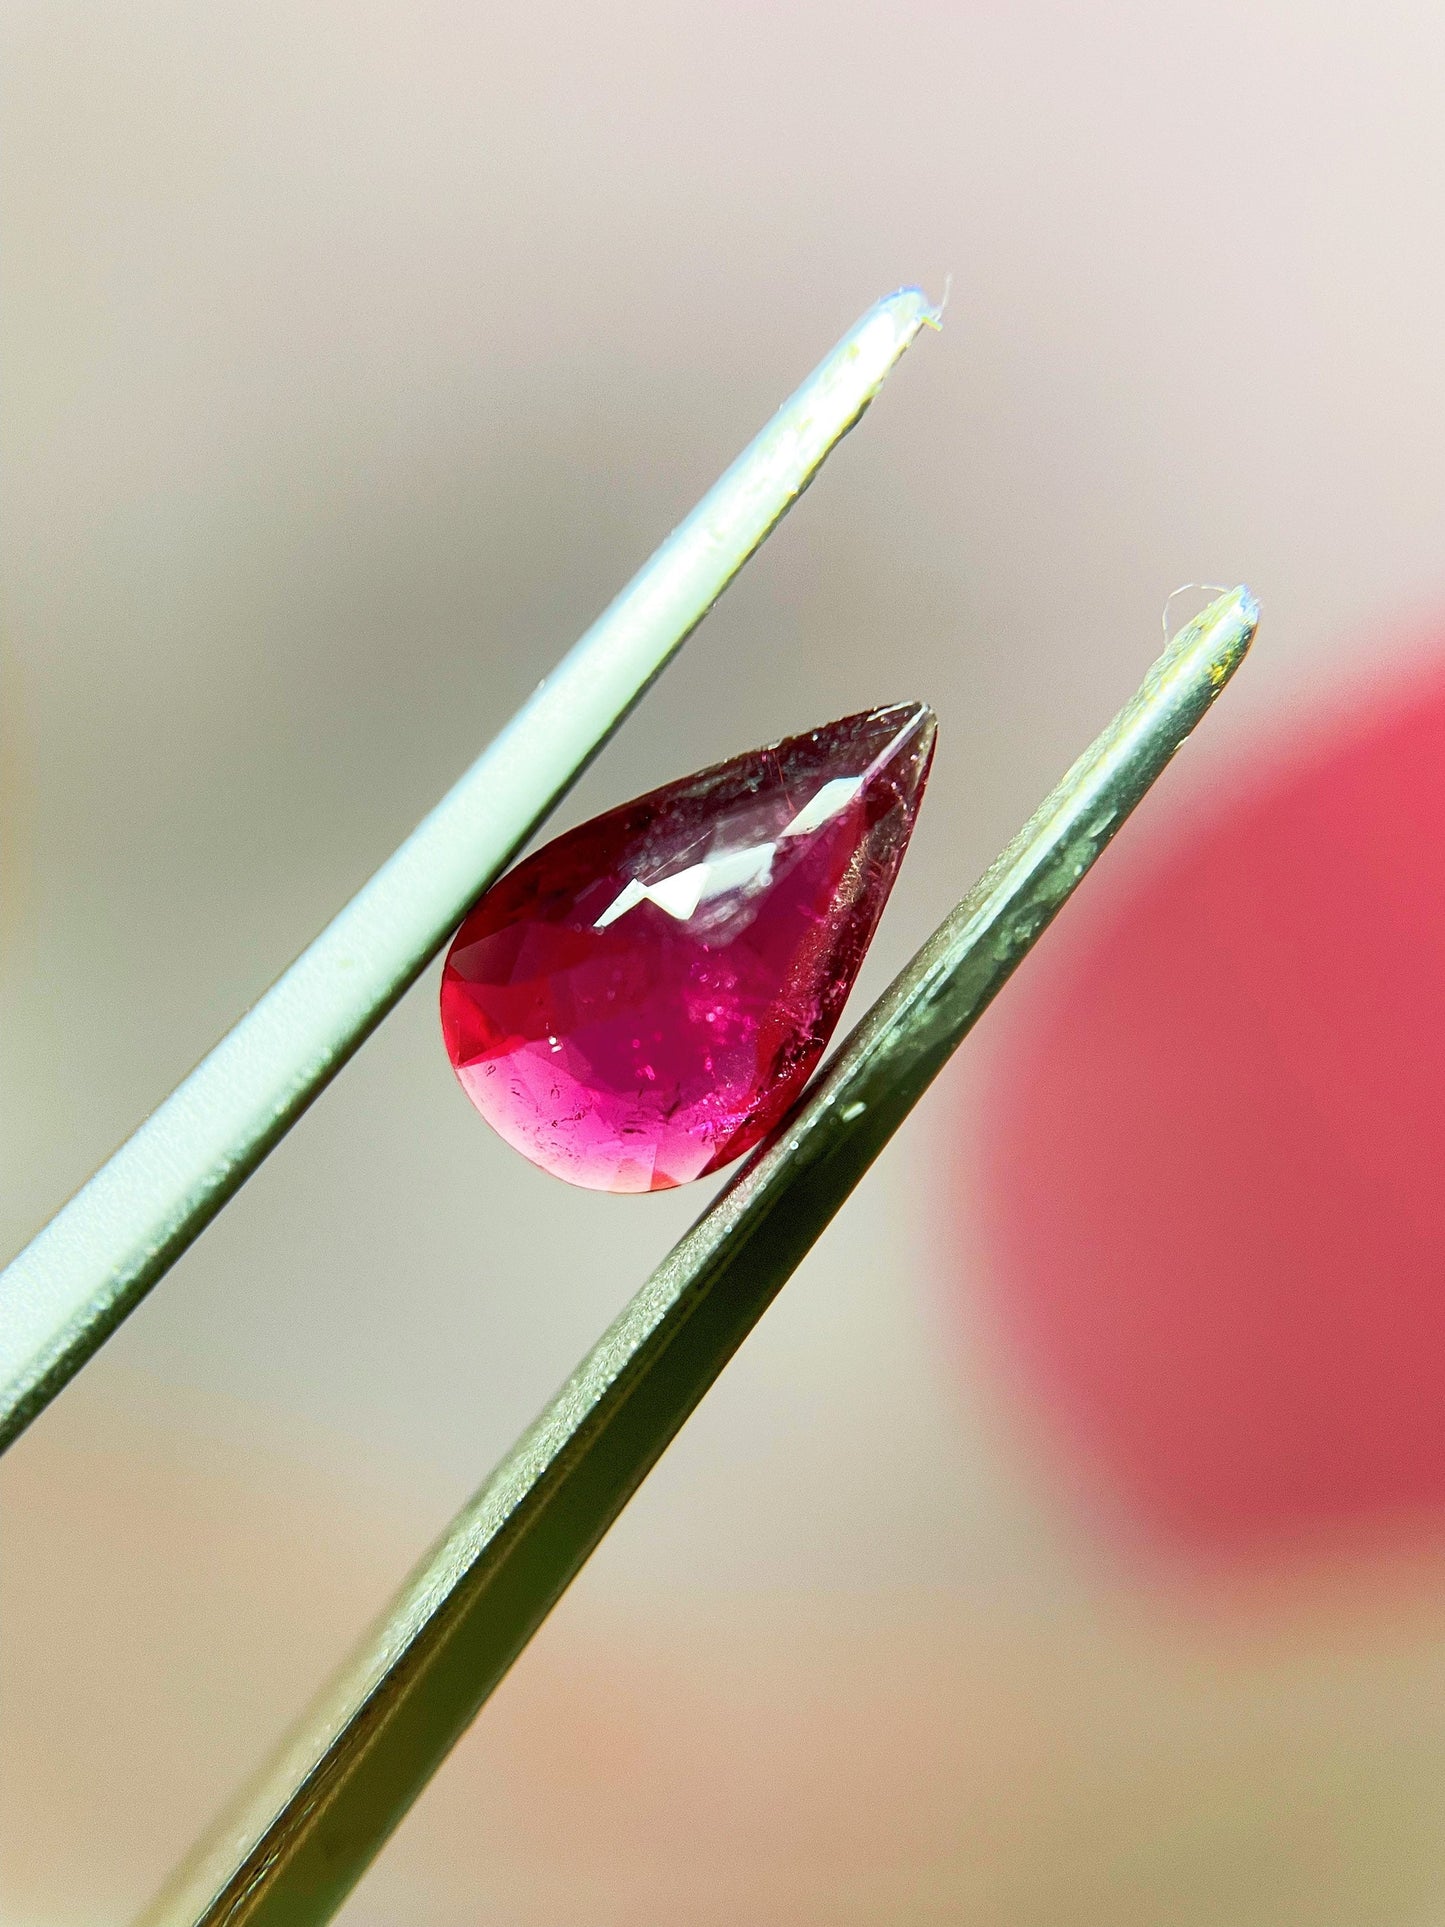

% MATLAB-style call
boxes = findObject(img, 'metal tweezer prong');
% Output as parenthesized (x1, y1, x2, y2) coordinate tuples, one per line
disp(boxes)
(0, 287, 938, 1453)
(139, 587, 1258, 1927)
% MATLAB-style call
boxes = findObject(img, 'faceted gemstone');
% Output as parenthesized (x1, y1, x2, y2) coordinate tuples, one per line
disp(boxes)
(440, 703, 936, 1192)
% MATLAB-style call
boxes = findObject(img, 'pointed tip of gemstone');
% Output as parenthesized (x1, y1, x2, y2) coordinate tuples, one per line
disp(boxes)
(873, 698, 937, 766)
(441, 703, 936, 1192)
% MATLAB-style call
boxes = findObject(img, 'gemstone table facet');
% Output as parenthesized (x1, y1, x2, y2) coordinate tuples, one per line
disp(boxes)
(440, 703, 936, 1191)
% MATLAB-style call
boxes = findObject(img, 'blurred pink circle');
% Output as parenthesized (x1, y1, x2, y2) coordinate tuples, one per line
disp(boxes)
(978, 650, 1445, 1559)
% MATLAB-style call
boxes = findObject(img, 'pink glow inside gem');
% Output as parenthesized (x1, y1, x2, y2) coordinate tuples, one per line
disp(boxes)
(440, 703, 936, 1191)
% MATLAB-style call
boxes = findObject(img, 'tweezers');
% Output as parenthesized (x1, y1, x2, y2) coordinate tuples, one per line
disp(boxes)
(0, 288, 1257, 1925)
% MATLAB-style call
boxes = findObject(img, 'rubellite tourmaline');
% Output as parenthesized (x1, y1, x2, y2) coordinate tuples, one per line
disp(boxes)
(439, 703, 936, 1191)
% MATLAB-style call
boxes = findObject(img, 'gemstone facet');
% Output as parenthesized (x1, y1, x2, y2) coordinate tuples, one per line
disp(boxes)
(440, 703, 936, 1191)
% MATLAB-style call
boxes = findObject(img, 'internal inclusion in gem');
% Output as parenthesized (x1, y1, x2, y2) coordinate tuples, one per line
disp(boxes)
(440, 703, 936, 1192)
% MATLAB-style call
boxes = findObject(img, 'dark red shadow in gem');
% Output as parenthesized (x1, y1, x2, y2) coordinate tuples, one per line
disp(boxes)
(974, 648, 1445, 1561)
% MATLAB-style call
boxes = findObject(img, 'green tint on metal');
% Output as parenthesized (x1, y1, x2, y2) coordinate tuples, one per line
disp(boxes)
(0, 288, 938, 1455)
(141, 588, 1259, 1927)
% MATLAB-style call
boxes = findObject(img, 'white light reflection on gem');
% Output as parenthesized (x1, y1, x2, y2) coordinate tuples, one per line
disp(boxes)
(592, 774, 867, 930)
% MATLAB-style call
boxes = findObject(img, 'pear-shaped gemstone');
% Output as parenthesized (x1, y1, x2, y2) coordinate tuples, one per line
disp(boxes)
(440, 703, 936, 1191)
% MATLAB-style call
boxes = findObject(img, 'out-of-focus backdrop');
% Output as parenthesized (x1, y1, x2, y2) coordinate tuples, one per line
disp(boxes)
(8, 5, 1445, 1922)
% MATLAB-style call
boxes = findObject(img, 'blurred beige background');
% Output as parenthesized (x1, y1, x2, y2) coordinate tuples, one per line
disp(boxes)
(6, 3, 1445, 1922)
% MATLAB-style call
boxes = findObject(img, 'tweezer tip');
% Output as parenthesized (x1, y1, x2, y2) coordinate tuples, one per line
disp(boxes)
(878, 284, 947, 335)
(1178, 583, 1259, 696)
(1188, 582, 1260, 647)
(1218, 583, 1261, 662)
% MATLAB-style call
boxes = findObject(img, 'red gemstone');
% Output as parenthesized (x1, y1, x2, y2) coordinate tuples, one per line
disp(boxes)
(440, 703, 936, 1191)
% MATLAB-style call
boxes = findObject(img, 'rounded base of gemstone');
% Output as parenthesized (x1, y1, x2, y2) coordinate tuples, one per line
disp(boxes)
(440, 703, 935, 1191)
